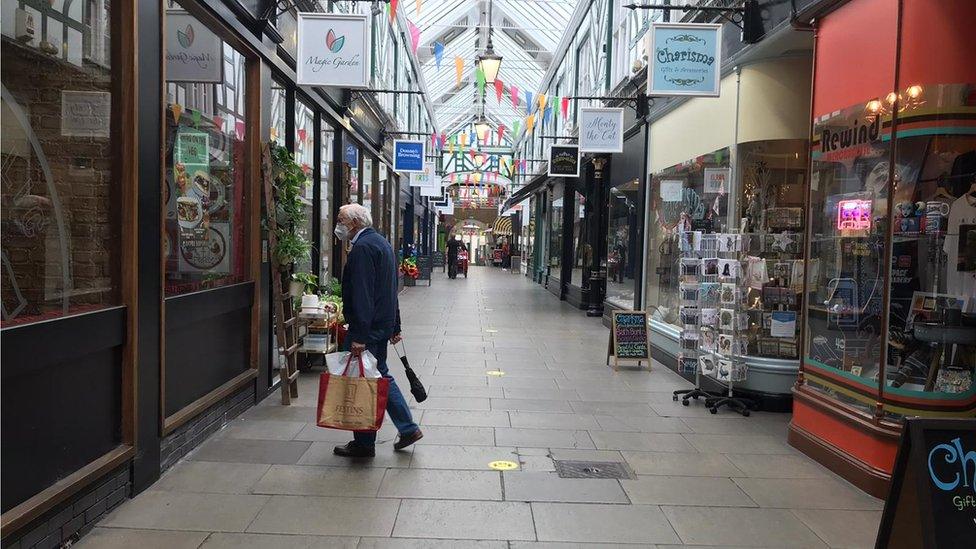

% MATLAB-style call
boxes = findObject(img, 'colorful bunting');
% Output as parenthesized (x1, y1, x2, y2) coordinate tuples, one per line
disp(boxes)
(497, 124, 506, 142)
(407, 20, 421, 54)
(212, 115, 223, 130)
(526, 113, 535, 134)
(235, 120, 245, 140)
(543, 104, 552, 124)
(561, 96, 570, 119)
(297, 128, 307, 143)
(538, 93, 547, 112)
(524, 91, 534, 114)
(389, 0, 398, 20)
(416, 0, 422, 16)
(454, 57, 464, 87)
(191, 110, 201, 127)
(513, 120, 521, 137)
(433, 42, 444, 69)
(459, 132, 467, 147)
(475, 66, 486, 96)
(510, 85, 519, 108)
(494, 79, 504, 103)
(171, 103, 183, 123)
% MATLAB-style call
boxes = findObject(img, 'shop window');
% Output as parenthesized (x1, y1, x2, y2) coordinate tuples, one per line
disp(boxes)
(320, 125, 334, 281)
(363, 156, 373, 214)
(270, 81, 286, 144)
(294, 99, 314, 274)
(645, 148, 731, 325)
(549, 190, 564, 275)
(1, 0, 120, 326)
(607, 179, 641, 308)
(163, 3, 250, 295)
(571, 190, 588, 287)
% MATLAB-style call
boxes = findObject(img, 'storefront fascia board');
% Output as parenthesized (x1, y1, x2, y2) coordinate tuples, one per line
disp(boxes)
(193, 0, 393, 166)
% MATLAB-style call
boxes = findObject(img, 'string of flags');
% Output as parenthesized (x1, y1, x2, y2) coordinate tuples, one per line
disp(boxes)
(170, 103, 244, 140)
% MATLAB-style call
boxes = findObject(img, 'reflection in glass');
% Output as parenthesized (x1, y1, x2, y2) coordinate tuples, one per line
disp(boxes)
(1, 0, 118, 326)
(163, 3, 249, 295)
(320, 127, 334, 281)
(607, 179, 640, 308)
(294, 100, 314, 274)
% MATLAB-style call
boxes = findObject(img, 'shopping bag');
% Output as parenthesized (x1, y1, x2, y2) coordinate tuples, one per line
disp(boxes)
(325, 350, 380, 378)
(394, 341, 427, 403)
(317, 353, 389, 431)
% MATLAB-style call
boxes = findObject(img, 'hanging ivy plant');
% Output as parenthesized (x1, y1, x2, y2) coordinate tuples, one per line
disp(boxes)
(268, 142, 311, 268)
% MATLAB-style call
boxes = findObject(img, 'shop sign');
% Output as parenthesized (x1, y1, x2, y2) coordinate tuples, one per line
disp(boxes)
(60, 91, 111, 138)
(578, 107, 624, 153)
(647, 22, 722, 97)
(609, 311, 650, 366)
(296, 13, 369, 88)
(344, 143, 358, 168)
(419, 166, 443, 197)
(166, 11, 224, 83)
(660, 179, 684, 202)
(547, 144, 580, 177)
(393, 139, 426, 173)
(877, 419, 976, 549)
(409, 163, 435, 187)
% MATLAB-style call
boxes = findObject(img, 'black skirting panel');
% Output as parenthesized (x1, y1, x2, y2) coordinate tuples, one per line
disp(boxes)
(1, 307, 126, 513)
(565, 284, 585, 309)
(547, 276, 562, 299)
(164, 282, 253, 414)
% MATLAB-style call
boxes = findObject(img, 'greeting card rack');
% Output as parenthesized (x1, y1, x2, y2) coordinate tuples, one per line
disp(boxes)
(673, 232, 720, 406)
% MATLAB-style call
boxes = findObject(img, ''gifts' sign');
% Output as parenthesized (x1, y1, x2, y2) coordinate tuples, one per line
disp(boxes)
(297, 13, 369, 88)
(648, 22, 722, 97)
(578, 107, 624, 153)
(166, 11, 223, 83)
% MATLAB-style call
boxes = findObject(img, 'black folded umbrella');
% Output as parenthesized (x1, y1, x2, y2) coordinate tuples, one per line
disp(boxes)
(395, 341, 427, 402)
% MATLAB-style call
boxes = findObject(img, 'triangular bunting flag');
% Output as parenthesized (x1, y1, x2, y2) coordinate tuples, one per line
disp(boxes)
(525, 91, 534, 114)
(390, 0, 398, 20)
(510, 85, 519, 108)
(475, 66, 486, 96)
(190, 109, 201, 127)
(543, 104, 552, 124)
(526, 113, 535, 134)
(407, 20, 421, 54)
(495, 79, 504, 103)
(513, 120, 521, 137)
(433, 42, 444, 69)
(297, 128, 307, 143)
(171, 103, 183, 123)
(459, 132, 467, 147)
(212, 115, 223, 130)
(561, 96, 570, 119)
(538, 93, 547, 111)
(454, 57, 464, 87)
(235, 120, 245, 140)
(497, 124, 506, 142)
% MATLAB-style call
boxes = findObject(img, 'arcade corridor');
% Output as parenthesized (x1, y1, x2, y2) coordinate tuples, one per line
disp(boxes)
(81, 268, 882, 548)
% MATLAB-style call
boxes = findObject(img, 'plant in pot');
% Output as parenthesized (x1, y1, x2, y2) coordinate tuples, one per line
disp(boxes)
(267, 143, 311, 277)
(291, 272, 318, 296)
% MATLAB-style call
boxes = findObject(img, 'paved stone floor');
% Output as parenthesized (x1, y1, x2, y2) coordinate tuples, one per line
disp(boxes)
(84, 267, 883, 548)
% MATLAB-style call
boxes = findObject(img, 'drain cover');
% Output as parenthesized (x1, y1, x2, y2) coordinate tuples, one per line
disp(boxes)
(553, 460, 635, 480)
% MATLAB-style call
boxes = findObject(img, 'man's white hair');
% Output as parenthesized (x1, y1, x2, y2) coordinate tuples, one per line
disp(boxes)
(339, 203, 372, 227)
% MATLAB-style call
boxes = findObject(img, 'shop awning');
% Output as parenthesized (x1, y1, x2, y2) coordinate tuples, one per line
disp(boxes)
(503, 171, 549, 211)
(492, 215, 513, 236)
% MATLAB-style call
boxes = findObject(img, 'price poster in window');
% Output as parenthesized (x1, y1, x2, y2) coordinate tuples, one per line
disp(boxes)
(173, 128, 229, 274)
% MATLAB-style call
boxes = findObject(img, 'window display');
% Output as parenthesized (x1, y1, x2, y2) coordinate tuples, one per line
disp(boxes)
(1, 0, 120, 325)
(607, 179, 640, 308)
(320, 126, 334, 281)
(571, 189, 588, 287)
(163, 3, 250, 295)
(549, 186, 564, 276)
(294, 100, 314, 274)
(804, 86, 976, 416)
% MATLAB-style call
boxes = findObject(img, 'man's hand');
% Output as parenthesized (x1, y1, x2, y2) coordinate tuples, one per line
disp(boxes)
(350, 341, 366, 356)
(390, 333, 402, 344)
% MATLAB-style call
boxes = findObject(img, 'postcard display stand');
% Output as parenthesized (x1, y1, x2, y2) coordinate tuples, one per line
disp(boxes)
(672, 231, 757, 416)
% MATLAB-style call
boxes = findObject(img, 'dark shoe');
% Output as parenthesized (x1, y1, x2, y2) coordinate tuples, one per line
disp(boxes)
(394, 429, 424, 451)
(333, 442, 375, 458)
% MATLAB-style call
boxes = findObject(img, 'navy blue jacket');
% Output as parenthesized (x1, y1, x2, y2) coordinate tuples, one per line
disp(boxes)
(342, 227, 400, 344)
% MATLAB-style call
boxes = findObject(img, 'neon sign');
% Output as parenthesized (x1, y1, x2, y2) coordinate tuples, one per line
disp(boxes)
(837, 199, 872, 231)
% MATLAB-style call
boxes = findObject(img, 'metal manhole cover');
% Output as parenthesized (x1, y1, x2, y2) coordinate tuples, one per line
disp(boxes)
(553, 460, 635, 480)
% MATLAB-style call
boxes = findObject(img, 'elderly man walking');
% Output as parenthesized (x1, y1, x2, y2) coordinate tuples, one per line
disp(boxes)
(332, 204, 423, 457)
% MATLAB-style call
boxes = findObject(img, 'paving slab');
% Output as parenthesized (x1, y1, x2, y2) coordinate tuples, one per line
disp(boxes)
(724, 453, 833, 479)
(189, 439, 311, 465)
(296, 442, 413, 468)
(152, 461, 270, 494)
(409, 444, 521, 470)
(792, 509, 884, 549)
(503, 471, 629, 503)
(589, 431, 697, 452)
(620, 476, 756, 507)
(420, 410, 511, 427)
(100, 491, 269, 532)
(200, 533, 359, 549)
(378, 468, 502, 500)
(495, 427, 595, 449)
(732, 477, 884, 510)
(392, 499, 536, 540)
(620, 451, 743, 477)
(251, 465, 386, 497)
(247, 496, 399, 537)
(532, 502, 680, 544)
(75, 528, 209, 549)
(661, 506, 828, 547)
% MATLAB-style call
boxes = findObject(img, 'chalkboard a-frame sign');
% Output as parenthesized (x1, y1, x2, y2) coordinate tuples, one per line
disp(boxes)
(607, 310, 650, 372)
(875, 418, 976, 549)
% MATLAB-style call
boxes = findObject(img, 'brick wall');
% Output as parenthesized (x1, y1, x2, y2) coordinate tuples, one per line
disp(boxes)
(160, 384, 255, 472)
(2, 466, 129, 549)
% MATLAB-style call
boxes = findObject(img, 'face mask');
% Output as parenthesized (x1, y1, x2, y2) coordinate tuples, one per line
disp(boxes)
(334, 223, 350, 241)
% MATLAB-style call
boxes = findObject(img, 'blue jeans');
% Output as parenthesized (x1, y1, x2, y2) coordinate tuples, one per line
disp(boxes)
(353, 341, 419, 448)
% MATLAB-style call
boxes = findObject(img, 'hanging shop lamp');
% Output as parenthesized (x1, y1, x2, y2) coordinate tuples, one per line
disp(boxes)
(476, 0, 502, 84)
(474, 115, 491, 142)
